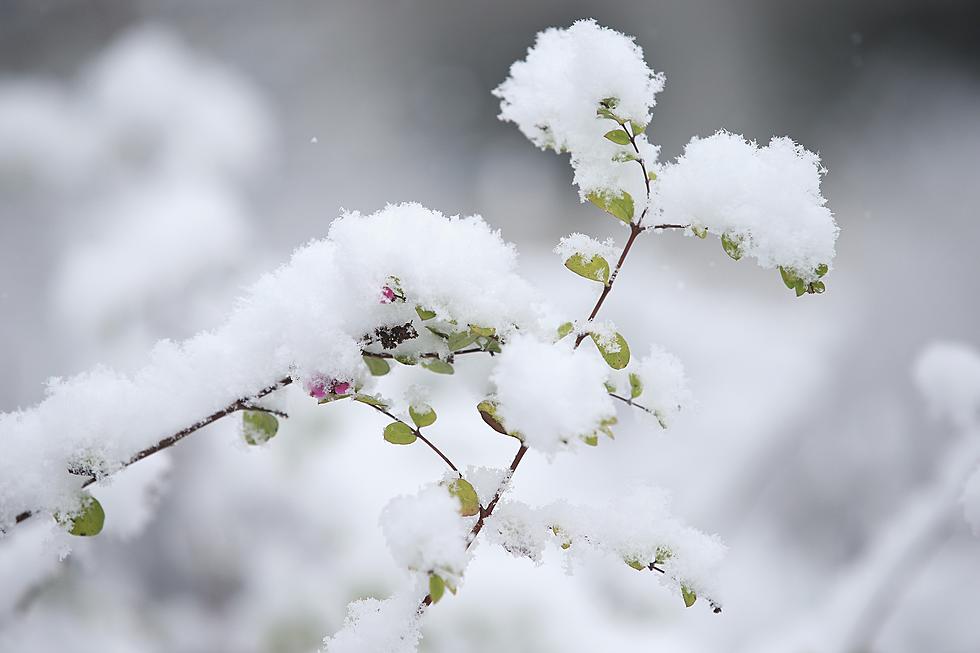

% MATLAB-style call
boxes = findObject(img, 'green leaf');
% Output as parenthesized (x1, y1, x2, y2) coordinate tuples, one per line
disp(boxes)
(596, 106, 620, 121)
(625, 557, 646, 571)
(564, 253, 610, 284)
(448, 478, 480, 517)
(478, 400, 519, 439)
(721, 233, 743, 261)
(604, 381, 617, 394)
(691, 225, 708, 239)
(469, 325, 496, 337)
(629, 120, 646, 136)
(409, 404, 437, 428)
(363, 355, 391, 376)
(429, 574, 446, 604)
(425, 325, 449, 340)
(415, 306, 437, 321)
(480, 336, 503, 354)
(809, 280, 826, 294)
(586, 190, 634, 224)
(599, 96, 620, 109)
(794, 279, 807, 297)
(604, 129, 632, 145)
(815, 263, 829, 278)
(421, 359, 454, 375)
(629, 372, 643, 399)
(654, 547, 673, 565)
(447, 331, 478, 352)
(353, 394, 388, 408)
(383, 421, 416, 445)
(779, 266, 799, 290)
(682, 585, 698, 608)
(556, 322, 575, 341)
(590, 331, 631, 370)
(647, 170, 658, 182)
(58, 494, 105, 537)
(394, 355, 418, 366)
(583, 433, 599, 447)
(612, 151, 639, 163)
(242, 410, 279, 445)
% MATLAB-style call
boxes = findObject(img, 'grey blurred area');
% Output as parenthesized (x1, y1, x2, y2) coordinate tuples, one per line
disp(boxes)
(1, 1, 979, 652)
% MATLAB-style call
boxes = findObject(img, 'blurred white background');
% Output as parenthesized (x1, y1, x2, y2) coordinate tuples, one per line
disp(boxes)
(1, 1, 979, 651)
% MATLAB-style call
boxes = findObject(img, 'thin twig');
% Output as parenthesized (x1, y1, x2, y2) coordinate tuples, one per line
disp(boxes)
(12, 377, 294, 528)
(362, 403, 462, 477)
(421, 116, 658, 611)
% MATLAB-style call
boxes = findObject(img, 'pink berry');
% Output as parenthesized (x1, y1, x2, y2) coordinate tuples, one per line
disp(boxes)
(331, 381, 351, 395)
(380, 286, 396, 303)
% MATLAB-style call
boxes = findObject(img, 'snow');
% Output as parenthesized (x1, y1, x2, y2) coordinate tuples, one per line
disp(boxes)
(0, 203, 538, 531)
(488, 485, 727, 601)
(380, 485, 472, 583)
(490, 334, 616, 454)
(494, 19, 664, 211)
(611, 345, 692, 427)
(655, 131, 838, 280)
(321, 581, 425, 653)
(554, 233, 616, 262)
(913, 341, 980, 428)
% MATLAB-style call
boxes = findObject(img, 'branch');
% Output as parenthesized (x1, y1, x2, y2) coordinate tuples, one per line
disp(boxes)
(12, 377, 294, 528)
(361, 402, 462, 477)
(421, 118, 657, 610)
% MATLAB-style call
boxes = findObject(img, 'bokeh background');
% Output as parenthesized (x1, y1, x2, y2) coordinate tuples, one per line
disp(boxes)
(1, 1, 979, 651)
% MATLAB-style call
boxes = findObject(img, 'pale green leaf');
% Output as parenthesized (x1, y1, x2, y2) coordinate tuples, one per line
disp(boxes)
(58, 494, 105, 537)
(409, 404, 437, 428)
(363, 355, 391, 376)
(721, 233, 743, 261)
(383, 421, 416, 445)
(448, 478, 480, 517)
(629, 372, 643, 399)
(429, 574, 446, 604)
(564, 253, 610, 284)
(590, 331, 631, 370)
(242, 410, 279, 445)
(421, 359, 454, 375)
(586, 190, 634, 224)
(604, 129, 632, 145)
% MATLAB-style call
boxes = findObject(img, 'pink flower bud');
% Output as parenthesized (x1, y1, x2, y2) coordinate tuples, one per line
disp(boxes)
(330, 380, 352, 395)
(305, 375, 329, 399)
(380, 286, 397, 304)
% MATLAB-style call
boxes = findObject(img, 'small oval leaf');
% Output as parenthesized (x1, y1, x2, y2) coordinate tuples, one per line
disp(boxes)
(353, 394, 388, 408)
(590, 332, 631, 370)
(604, 129, 632, 145)
(556, 322, 574, 341)
(447, 478, 480, 517)
(682, 585, 698, 608)
(383, 421, 416, 445)
(629, 372, 643, 399)
(363, 355, 391, 376)
(721, 233, 743, 261)
(59, 494, 105, 537)
(429, 574, 446, 604)
(415, 306, 437, 320)
(421, 359, 454, 375)
(586, 190, 634, 224)
(409, 404, 437, 428)
(242, 410, 279, 445)
(564, 253, 610, 284)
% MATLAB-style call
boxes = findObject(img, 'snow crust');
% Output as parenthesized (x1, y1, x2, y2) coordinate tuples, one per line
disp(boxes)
(494, 19, 663, 209)
(0, 203, 537, 530)
(655, 131, 838, 279)
(490, 334, 616, 454)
